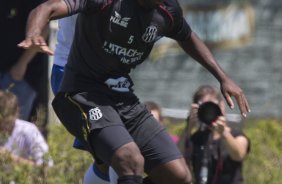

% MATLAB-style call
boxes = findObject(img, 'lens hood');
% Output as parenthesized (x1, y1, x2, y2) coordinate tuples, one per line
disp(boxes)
(198, 101, 222, 125)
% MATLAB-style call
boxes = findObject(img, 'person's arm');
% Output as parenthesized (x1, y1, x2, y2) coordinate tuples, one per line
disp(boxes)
(186, 103, 200, 137)
(18, 0, 70, 55)
(178, 32, 250, 117)
(0, 147, 35, 166)
(212, 116, 249, 161)
(28, 126, 52, 166)
(180, 103, 199, 168)
(11, 27, 49, 80)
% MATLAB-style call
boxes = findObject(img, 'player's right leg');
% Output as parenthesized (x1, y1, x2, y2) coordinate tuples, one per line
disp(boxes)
(51, 65, 111, 184)
(89, 126, 144, 184)
(52, 92, 145, 184)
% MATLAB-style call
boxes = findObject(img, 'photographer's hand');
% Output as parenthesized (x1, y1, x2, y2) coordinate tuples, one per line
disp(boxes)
(188, 103, 199, 125)
(186, 103, 200, 138)
(213, 116, 248, 161)
(212, 116, 229, 136)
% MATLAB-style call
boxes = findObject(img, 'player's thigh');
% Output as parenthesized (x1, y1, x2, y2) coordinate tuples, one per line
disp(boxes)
(89, 125, 134, 164)
(52, 92, 124, 153)
(139, 125, 191, 184)
(147, 158, 191, 184)
(89, 125, 144, 176)
(137, 118, 181, 171)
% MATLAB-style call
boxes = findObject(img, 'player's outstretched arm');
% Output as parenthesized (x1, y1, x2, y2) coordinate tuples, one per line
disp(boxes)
(18, 0, 69, 55)
(178, 32, 251, 117)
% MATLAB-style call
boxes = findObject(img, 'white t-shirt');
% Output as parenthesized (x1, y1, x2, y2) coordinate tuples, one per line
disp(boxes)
(4, 119, 52, 166)
(53, 15, 77, 67)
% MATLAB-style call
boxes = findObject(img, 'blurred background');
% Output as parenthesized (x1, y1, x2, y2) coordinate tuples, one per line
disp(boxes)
(131, 0, 282, 118)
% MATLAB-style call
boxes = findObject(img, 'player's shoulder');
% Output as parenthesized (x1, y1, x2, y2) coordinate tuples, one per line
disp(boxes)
(160, 0, 184, 20)
(161, 0, 183, 12)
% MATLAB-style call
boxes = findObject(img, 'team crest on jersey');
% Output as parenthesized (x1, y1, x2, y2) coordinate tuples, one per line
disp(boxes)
(89, 107, 103, 121)
(110, 11, 131, 28)
(142, 25, 158, 43)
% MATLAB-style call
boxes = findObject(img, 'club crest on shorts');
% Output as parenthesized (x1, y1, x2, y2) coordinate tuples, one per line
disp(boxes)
(142, 25, 158, 43)
(89, 107, 103, 121)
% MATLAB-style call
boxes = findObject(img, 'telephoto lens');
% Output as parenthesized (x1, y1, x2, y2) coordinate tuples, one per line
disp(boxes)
(197, 102, 222, 125)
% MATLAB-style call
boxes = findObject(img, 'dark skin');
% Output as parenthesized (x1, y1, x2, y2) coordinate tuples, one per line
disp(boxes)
(18, 0, 250, 183)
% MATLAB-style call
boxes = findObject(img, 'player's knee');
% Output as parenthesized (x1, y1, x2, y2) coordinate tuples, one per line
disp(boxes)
(173, 168, 192, 184)
(111, 142, 144, 175)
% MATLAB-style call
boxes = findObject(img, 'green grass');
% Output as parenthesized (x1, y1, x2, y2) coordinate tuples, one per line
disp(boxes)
(0, 119, 281, 184)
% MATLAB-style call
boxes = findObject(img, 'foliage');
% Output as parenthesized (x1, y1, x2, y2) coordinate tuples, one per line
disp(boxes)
(0, 119, 281, 184)
(243, 119, 282, 184)
(0, 123, 93, 184)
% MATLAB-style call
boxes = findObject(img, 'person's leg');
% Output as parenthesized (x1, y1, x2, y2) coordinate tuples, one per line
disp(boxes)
(109, 166, 119, 184)
(50, 64, 64, 95)
(89, 126, 144, 184)
(84, 163, 110, 184)
(115, 101, 191, 184)
(141, 130, 192, 184)
(130, 113, 192, 184)
(51, 69, 112, 184)
(146, 158, 191, 184)
(52, 92, 144, 183)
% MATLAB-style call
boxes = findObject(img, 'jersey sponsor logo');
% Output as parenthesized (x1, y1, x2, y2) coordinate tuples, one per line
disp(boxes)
(89, 107, 103, 121)
(110, 11, 131, 28)
(142, 25, 158, 43)
(103, 41, 144, 64)
(105, 77, 132, 92)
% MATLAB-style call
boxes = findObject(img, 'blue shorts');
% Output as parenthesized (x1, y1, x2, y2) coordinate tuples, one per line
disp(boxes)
(51, 64, 85, 149)
(51, 64, 64, 95)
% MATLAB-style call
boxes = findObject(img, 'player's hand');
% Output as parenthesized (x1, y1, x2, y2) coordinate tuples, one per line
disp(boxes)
(220, 78, 250, 117)
(18, 35, 54, 55)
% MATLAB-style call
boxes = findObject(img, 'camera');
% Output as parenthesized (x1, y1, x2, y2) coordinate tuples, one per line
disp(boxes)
(197, 101, 222, 125)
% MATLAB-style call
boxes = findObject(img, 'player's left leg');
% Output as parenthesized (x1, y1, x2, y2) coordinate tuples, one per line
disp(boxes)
(141, 129, 192, 184)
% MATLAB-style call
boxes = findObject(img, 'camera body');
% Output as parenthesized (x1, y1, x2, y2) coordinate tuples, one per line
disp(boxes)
(197, 101, 222, 125)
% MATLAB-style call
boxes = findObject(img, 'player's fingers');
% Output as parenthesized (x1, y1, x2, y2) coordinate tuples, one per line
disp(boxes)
(37, 37, 47, 46)
(18, 39, 32, 48)
(242, 93, 251, 113)
(31, 36, 45, 46)
(235, 92, 247, 117)
(40, 45, 54, 55)
(223, 92, 234, 109)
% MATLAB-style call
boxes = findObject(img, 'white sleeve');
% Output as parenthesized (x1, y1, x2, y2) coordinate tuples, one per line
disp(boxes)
(26, 126, 51, 165)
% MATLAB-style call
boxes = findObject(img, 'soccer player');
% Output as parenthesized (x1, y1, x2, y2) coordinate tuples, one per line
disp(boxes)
(52, 15, 114, 184)
(18, 0, 250, 183)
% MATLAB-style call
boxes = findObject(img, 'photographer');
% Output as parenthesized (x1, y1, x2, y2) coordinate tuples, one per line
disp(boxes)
(183, 85, 250, 184)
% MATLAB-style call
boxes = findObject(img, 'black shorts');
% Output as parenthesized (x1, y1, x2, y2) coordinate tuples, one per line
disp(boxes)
(52, 91, 182, 171)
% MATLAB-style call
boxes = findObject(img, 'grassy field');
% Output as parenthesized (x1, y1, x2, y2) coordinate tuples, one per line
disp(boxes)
(1, 118, 281, 184)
